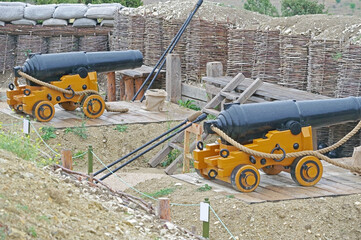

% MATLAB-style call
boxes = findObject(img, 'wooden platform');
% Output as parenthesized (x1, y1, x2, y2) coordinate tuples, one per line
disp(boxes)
(0, 101, 193, 129)
(172, 160, 361, 204)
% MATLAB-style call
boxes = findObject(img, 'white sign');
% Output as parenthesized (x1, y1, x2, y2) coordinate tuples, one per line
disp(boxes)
(23, 119, 30, 134)
(200, 202, 209, 222)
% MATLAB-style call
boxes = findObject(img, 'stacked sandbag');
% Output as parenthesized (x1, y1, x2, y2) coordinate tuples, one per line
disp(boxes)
(0, 34, 16, 73)
(0, 2, 25, 22)
(53, 4, 88, 20)
(24, 4, 56, 20)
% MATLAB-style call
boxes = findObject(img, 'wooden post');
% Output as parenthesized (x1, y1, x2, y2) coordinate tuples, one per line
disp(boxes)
(134, 77, 145, 101)
(119, 74, 125, 101)
(88, 145, 93, 175)
(106, 72, 116, 102)
(206, 62, 223, 77)
(202, 198, 210, 238)
(166, 54, 181, 103)
(157, 198, 171, 221)
(124, 76, 135, 101)
(61, 149, 73, 170)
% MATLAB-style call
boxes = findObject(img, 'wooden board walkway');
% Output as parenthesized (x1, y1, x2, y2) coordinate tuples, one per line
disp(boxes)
(172, 160, 361, 204)
(0, 101, 193, 129)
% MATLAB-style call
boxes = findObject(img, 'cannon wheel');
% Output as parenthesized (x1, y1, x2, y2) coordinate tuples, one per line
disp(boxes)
(291, 156, 323, 187)
(33, 101, 55, 122)
(262, 165, 282, 175)
(231, 165, 260, 193)
(59, 101, 78, 111)
(81, 94, 105, 119)
(195, 169, 210, 180)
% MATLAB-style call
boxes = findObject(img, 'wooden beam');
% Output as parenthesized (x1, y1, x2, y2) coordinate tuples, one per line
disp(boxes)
(106, 72, 116, 102)
(206, 62, 223, 77)
(166, 54, 182, 103)
(134, 77, 145, 101)
(235, 78, 263, 104)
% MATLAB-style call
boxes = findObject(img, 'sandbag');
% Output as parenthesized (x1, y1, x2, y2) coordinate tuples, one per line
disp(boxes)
(0, 6, 24, 22)
(88, 3, 122, 8)
(0, 2, 26, 6)
(42, 18, 68, 26)
(100, 19, 114, 27)
(142, 89, 168, 112)
(11, 19, 36, 25)
(0, 21, 4, 27)
(84, 6, 118, 19)
(24, 5, 56, 20)
(73, 18, 96, 28)
(53, 5, 88, 19)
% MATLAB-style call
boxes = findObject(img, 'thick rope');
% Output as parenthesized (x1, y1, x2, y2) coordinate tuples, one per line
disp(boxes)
(211, 125, 361, 172)
(17, 71, 128, 113)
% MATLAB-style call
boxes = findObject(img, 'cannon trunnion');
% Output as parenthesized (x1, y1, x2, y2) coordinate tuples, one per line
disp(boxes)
(194, 97, 361, 192)
(7, 50, 143, 122)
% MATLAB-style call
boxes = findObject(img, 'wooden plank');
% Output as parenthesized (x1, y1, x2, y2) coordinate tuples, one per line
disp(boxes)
(165, 154, 183, 175)
(235, 78, 263, 104)
(181, 96, 206, 108)
(203, 108, 220, 116)
(206, 84, 266, 103)
(181, 83, 208, 102)
(169, 143, 184, 151)
(148, 145, 172, 167)
(166, 54, 182, 103)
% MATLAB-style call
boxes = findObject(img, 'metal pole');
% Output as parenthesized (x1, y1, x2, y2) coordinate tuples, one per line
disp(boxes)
(202, 198, 210, 239)
(93, 119, 187, 177)
(132, 0, 204, 101)
(99, 113, 207, 181)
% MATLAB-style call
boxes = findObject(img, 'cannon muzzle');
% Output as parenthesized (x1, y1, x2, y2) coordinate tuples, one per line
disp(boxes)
(204, 97, 361, 144)
(14, 50, 143, 85)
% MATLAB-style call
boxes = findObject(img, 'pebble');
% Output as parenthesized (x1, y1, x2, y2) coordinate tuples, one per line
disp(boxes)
(175, 183, 182, 186)
(165, 222, 176, 230)
(160, 229, 168, 235)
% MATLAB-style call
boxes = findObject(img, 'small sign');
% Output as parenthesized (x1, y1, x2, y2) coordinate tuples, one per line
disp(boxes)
(200, 202, 209, 222)
(23, 119, 30, 135)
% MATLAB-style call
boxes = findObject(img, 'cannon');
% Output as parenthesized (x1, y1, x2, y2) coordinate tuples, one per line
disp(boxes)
(7, 50, 143, 122)
(193, 97, 361, 192)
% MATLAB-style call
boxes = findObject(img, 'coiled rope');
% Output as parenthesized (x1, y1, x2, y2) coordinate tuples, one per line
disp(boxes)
(17, 71, 128, 113)
(211, 121, 361, 172)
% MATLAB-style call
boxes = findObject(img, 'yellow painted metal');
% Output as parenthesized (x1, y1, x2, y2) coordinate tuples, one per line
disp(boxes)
(290, 156, 323, 187)
(7, 72, 99, 122)
(193, 126, 318, 191)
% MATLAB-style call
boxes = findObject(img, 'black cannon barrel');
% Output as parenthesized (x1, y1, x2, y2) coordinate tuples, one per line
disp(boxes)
(204, 97, 361, 144)
(14, 50, 143, 83)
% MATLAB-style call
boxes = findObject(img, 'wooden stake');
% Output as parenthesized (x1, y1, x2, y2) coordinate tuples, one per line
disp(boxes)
(61, 149, 73, 170)
(157, 198, 171, 221)
(124, 76, 135, 101)
(134, 77, 145, 101)
(106, 72, 116, 102)
(119, 74, 125, 101)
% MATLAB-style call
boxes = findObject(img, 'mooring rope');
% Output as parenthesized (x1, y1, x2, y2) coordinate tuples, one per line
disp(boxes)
(211, 123, 361, 172)
(17, 71, 128, 113)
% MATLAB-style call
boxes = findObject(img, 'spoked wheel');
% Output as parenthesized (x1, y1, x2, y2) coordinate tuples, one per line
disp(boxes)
(262, 165, 283, 175)
(81, 94, 105, 119)
(231, 165, 260, 193)
(195, 169, 210, 180)
(33, 101, 55, 122)
(59, 101, 78, 111)
(291, 156, 323, 187)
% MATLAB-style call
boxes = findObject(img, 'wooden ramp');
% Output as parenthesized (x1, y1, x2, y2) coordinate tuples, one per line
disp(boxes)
(0, 101, 193, 129)
(172, 160, 361, 204)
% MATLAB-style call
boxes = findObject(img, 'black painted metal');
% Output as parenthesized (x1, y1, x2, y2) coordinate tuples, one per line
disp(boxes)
(99, 113, 207, 181)
(204, 97, 361, 144)
(93, 119, 188, 177)
(14, 50, 143, 86)
(132, 0, 204, 102)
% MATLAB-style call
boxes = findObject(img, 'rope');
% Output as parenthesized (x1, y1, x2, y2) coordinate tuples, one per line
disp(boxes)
(209, 205, 236, 240)
(211, 124, 361, 172)
(17, 71, 128, 113)
(30, 122, 59, 156)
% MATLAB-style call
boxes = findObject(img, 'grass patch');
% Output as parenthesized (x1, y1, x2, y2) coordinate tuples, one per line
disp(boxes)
(65, 121, 88, 139)
(16, 204, 29, 212)
(28, 226, 37, 237)
(197, 184, 212, 192)
(226, 195, 235, 198)
(114, 125, 128, 132)
(0, 131, 38, 161)
(147, 188, 175, 198)
(41, 126, 57, 141)
(37, 215, 50, 222)
(161, 149, 180, 167)
(178, 99, 201, 111)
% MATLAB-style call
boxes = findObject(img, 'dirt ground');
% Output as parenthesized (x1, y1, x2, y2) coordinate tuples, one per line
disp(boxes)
(0, 108, 360, 239)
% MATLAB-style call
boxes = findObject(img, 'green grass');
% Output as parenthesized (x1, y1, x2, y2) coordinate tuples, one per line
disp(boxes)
(161, 149, 180, 167)
(0, 131, 38, 161)
(113, 125, 128, 132)
(37, 215, 50, 222)
(147, 188, 175, 198)
(16, 204, 29, 212)
(0, 227, 6, 240)
(178, 99, 201, 111)
(28, 226, 37, 237)
(197, 184, 212, 192)
(226, 195, 235, 198)
(65, 121, 88, 139)
(41, 126, 57, 141)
